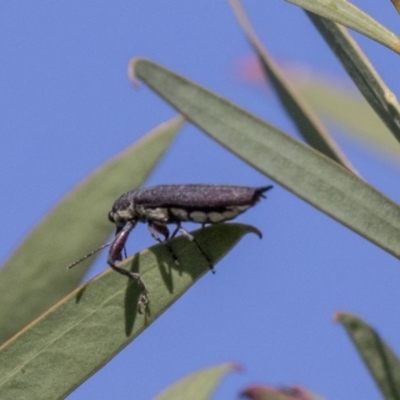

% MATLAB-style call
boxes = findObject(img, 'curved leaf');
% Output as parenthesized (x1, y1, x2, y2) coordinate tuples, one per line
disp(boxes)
(0, 223, 258, 400)
(336, 313, 400, 400)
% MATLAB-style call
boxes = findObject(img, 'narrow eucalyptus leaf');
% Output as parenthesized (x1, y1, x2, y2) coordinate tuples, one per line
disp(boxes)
(230, 0, 356, 173)
(306, 12, 400, 145)
(337, 313, 400, 400)
(0, 224, 256, 400)
(130, 58, 400, 263)
(285, 0, 400, 54)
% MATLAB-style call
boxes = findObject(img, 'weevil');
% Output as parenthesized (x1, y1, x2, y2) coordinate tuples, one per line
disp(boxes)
(69, 184, 273, 312)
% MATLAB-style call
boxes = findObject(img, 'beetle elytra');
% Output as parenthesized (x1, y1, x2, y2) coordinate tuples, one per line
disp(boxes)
(107, 184, 273, 311)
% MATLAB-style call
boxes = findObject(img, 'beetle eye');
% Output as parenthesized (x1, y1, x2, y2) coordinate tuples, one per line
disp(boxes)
(108, 211, 115, 223)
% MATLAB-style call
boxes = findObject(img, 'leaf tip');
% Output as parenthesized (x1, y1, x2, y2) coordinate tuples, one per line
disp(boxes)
(128, 57, 146, 89)
(231, 362, 244, 373)
(333, 311, 345, 323)
(247, 225, 263, 239)
(333, 311, 355, 325)
(392, 38, 400, 55)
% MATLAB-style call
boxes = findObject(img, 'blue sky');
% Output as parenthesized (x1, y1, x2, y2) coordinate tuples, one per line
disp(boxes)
(2, 1, 400, 399)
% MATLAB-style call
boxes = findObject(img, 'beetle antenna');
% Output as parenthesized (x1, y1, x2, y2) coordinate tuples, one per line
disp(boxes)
(67, 242, 112, 269)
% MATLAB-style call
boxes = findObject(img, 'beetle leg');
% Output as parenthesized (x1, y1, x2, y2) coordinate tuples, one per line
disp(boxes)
(148, 221, 180, 266)
(170, 223, 180, 239)
(113, 226, 128, 260)
(177, 226, 194, 241)
(176, 224, 215, 274)
(150, 221, 214, 273)
(108, 222, 134, 265)
(108, 221, 149, 313)
(148, 221, 170, 241)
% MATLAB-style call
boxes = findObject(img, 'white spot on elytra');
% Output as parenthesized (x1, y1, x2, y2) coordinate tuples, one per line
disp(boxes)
(170, 208, 188, 220)
(222, 210, 239, 220)
(208, 212, 226, 223)
(190, 211, 207, 223)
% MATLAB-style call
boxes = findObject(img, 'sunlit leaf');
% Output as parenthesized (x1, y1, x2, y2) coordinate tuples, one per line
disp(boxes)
(230, 0, 356, 173)
(285, 0, 400, 54)
(306, 12, 400, 145)
(155, 363, 239, 400)
(130, 58, 400, 264)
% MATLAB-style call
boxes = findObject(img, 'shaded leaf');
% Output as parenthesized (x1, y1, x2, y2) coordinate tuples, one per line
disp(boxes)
(0, 223, 258, 400)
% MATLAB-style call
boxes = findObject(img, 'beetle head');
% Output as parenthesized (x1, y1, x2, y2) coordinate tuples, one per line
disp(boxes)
(108, 192, 137, 233)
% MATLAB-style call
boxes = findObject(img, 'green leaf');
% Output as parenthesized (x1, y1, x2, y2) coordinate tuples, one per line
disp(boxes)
(305, 11, 400, 145)
(285, 0, 400, 55)
(230, 0, 356, 173)
(155, 363, 239, 400)
(0, 116, 183, 345)
(130, 58, 400, 262)
(0, 223, 257, 400)
(293, 73, 400, 162)
(336, 313, 400, 400)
